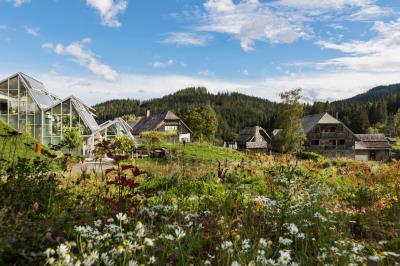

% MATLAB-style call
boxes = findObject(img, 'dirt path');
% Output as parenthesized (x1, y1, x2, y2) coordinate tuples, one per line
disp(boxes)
(71, 161, 114, 175)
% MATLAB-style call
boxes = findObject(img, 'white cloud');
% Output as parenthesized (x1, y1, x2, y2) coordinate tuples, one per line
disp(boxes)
(274, 0, 372, 11)
(86, 0, 128, 28)
(162, 32, 210, 46)
(24, 26, 40, 37)
(242, 69, 249, 76)
(197, 69, 214, 77)
(2, 66, 399, 105)
(316, 19, 400, 72)
(151, 59, 175, 69)
(42, 38, 118, 81)
(199, 0, 311, 52)
(346, 5, 394, 21)
(329, 24, 345, 30)
(181, 0, 393, 52)
(18, 69, 400, 105)
(7, 0, 30, 7)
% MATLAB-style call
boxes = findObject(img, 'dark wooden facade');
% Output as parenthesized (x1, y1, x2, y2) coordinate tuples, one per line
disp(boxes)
(236, 126, 271, 154)
(131, 111, 192, 142)
(302, 113, 392, 160)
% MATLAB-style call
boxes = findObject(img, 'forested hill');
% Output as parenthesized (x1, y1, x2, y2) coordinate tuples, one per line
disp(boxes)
(337, 83, 400, 104)
(305, 83, 400, 134)
(93, 87, 279, 140)
(93, 84, 400, 139)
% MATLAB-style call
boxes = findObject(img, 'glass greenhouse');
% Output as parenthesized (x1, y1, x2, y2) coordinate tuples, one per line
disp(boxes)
(0, 73, 133, 156)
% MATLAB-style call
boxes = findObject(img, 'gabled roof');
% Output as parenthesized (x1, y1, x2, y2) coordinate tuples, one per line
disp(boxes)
(236, 126, 271, 143)
(355, 134, 388, 142)
(70, 96, 99, 132)
(45, 96, 99, 132)
(355, 134, 392, 150)
(302, 112, 342, 134)
(131, 111, 192, 135)
(97, 117, 133, 138)
(1, 72, 61, 109)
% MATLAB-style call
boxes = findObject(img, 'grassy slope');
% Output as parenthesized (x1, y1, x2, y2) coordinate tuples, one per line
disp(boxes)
(164, 142, 252, 161)
(0, 119, 52, 163)
(394, 138, 400, 149)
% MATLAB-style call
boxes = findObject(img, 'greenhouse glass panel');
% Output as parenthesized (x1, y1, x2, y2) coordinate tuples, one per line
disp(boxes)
(0, 80, 7, 117)
(9, 76, 18, 91)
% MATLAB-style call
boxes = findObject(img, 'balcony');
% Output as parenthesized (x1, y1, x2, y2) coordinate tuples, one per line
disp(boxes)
(309, 132, 347, 139)
(307, 145, 348, 151)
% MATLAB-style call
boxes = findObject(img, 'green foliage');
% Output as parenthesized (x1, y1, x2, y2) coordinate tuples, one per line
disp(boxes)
(183, 104, 218, 141)
(1, 143, 400, 265)
(93, 99, 141, 122)
(366, 126, 380, 134)
(273, 89, 305, 153)
(295, 151, 322, 161)
(0, 119, 55, 164)
(93, 87, 278, 141)
(113, 134, 135, 154)
(164, 142, 250, 161)
(140, 131, 176, 154)
(394, 108, 400, 137)
(94, 83, 400, 138)
(60, 128, 82, 153)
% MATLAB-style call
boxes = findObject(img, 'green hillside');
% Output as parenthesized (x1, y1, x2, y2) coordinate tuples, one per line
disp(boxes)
(0, 119, 54, 165)
(93, 84, 400, 138)
(93, 87, 279, 140)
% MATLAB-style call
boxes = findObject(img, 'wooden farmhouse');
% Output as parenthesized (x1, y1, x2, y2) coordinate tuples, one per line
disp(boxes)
(236, 126, 271, 154)
(131, 110, 192, 142)
(302, 112, 392, 161)
(354, 134, 392, 161)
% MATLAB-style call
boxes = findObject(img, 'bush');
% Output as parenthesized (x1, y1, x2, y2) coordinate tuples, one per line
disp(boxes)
(295, 151, 322, 161)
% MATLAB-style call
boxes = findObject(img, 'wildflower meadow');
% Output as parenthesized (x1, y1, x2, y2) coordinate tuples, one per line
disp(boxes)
(0, 142, 399, 265)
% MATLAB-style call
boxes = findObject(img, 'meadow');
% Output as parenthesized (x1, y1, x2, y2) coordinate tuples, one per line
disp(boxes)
(0, 137, 399, 265)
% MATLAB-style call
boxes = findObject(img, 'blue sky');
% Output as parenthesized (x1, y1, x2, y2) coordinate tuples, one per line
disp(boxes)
(1, 0, 400, 104)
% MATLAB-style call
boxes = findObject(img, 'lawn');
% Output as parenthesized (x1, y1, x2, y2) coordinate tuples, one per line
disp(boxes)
(163, 142, 252, 161)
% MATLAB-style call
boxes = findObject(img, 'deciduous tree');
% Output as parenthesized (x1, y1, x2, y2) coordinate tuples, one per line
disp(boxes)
(273, 89, 305, 154)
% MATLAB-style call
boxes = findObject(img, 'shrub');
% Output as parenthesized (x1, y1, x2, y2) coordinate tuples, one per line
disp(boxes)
(295, 151, 322, 161)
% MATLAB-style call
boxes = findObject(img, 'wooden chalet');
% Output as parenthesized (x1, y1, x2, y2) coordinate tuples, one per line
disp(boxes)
(302, 112, 392, 161)
(131, 110, 192, 142)
(236, 126, 271, 154)
(302, 113, 356, 157)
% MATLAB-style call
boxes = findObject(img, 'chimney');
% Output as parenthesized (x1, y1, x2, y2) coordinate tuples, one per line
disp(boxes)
(146, 109, 151, 118)
(336, 112, 339, 119)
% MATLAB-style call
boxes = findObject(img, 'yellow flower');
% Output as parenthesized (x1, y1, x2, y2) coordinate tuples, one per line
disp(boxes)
(117, 245, 125, 254)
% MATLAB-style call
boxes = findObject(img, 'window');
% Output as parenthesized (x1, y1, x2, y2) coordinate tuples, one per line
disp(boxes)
(165, 125, 178, 132)
(329, 139, 336, 146)
(311, 139, 319, 145)
(338, 139, 345, 145)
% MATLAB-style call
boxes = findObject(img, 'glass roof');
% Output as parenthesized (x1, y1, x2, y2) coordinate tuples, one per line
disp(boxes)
(19, 73, 59, 109)
(71, 97, 99, 131)
(29, 90, 56, 108)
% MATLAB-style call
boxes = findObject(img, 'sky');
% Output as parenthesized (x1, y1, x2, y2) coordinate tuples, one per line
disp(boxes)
(1, 0, 400, 105)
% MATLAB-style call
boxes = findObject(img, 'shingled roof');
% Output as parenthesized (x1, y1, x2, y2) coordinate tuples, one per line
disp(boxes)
(131, 111, 191, 135)
(236, 126, 271, 144)
(355, 134, 392, 150)
(302, 113, 342, 134)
